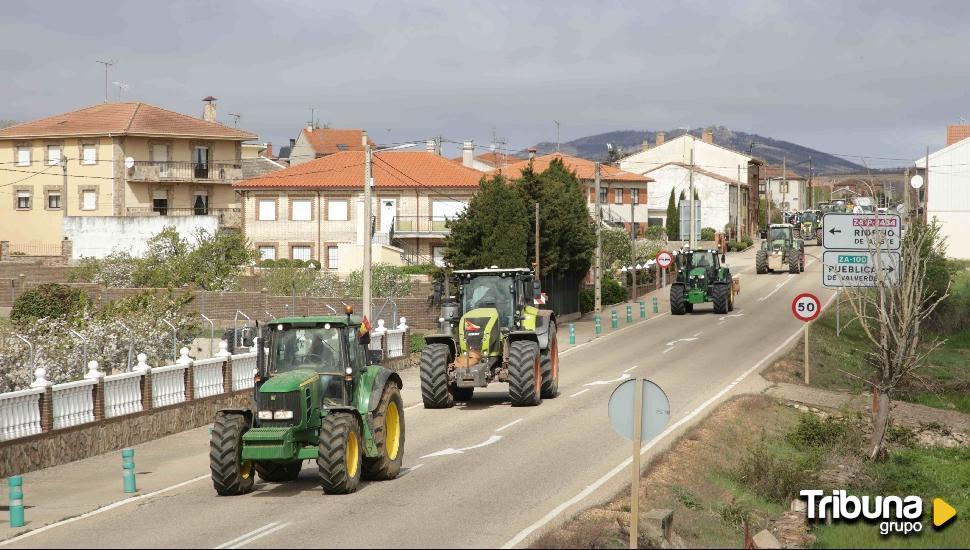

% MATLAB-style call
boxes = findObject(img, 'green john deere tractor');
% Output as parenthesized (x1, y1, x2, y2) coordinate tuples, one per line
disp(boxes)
(421, 268, 558, 408)
(797, 210, 823, 245)
(670, 249, 736, 315)
(756, 224, 805, 274)
(210, 311, 404, 496)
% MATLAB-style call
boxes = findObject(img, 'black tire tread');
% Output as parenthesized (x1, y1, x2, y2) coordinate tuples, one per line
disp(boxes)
(363, 384, 405, 481)
(755, 250, 768, 274)
(540, 324, 559, 399)
(420, 344, 454, 409)
(670, 285, 686, 315)
(508, 340, 540, 407)
(317, 413, 362, 494)
(210, 413, 255, 496)
(712, 283, 729, 314)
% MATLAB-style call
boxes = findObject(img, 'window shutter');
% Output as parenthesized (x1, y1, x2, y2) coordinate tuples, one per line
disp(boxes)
(258, 200, 276, 221)
(83, 145, 97, 165)
(328, 199, 348, 221)
(83, 191, 97, 210)
(292, 199, 312, 221)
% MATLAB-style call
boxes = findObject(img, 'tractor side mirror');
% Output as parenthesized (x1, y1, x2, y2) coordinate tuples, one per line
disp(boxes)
(759, 229, 767, 239)
(721, 253, 727, 263)
(367, 349, 384, 364)
(532, 281, 541, 300)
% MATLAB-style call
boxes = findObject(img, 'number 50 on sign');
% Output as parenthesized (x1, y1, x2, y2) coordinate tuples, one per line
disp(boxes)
(792, 293, 821, 322)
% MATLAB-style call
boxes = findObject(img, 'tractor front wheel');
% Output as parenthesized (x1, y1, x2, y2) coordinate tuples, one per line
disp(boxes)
(363, 383, 405, 481)
(508, 340, 541, 407)
(540, 323, 559, 399)
(755, 250, 768, 274)
(317, 413, 363, 494)
(712, 283, 729, 314)
(670, 285, 686, 315)
(256, 461, 302, 483)
(210, 413, 255, 496)
(420, 344, 454, 409)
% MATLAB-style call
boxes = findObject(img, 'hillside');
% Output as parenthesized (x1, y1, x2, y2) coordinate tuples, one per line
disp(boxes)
(527, 126, 865, 175)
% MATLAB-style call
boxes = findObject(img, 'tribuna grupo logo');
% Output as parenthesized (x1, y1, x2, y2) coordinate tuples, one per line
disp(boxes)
(800, 490, 952, 535)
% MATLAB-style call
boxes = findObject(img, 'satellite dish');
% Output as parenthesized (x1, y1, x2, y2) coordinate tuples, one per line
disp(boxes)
(124, 156, 134, 169)
(910, 174, 924, 189)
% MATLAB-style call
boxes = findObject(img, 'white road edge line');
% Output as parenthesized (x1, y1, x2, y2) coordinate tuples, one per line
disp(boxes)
(501, 292, 836, 549)
(496, 418, 523, 432)
(226, 522, 291, 549)
(622, 366, 638, 373)
(0, 474, 212, 547)
(567, 389, 590, 398)
(215, 522, 280, 549)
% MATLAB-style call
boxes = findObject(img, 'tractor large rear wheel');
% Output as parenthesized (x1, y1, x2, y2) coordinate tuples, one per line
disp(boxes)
(755, 250, 768, 274)
(540, 323, 559, 399)
(317, 413, 362, 494)
(712, 283, 729, 314)
(670, 285, 686, 315)
(420, 344, 454, 409)
(210, 413, 255, 496)
(788, 250, 800, 274)
(508, 340, 541, 407)
(816, 228, 823, 246)
(256, 461, 302, 482)
(363, 383, 405, 481)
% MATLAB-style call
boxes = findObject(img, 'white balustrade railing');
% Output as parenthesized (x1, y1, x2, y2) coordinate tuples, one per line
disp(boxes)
(193, 357, 225, 398)
(52, 379, 97, 429)
(152, 364, 187, 407)
(230, 352, 256, 391)
(0, 387, 44, 441)
(369, 332, 385, 351)
(386, 329, 406, 358)
(103, 372, 144, 418)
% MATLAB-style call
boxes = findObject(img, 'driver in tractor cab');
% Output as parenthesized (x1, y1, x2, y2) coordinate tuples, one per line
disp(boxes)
(469, 278, 513, 326)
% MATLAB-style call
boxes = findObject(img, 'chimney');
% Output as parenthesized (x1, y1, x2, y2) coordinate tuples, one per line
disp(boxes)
(426, 140, 436, 154)
(528, 147, 537, 160)
(946, 124, 970, 146)
(306, 124, 313, 132)
(202, 96, 217, 123)
(641, 140, 650, 152)
(289, 138, 296, 148)
(702, 128, 714, 144)
(361, 130, 369, 148)
(262, 142, 274, 158)
(462, 140, 474, 167)
(656, 132, 665, 146)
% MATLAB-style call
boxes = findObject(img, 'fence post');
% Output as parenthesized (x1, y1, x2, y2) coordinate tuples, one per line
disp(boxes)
(178, 347, 194, 401)
(0, 240, 8, 261)
(133, 353, 153, 412)
(217, 341, 233, 394)
(60, 239, 73, 264)
(85, 361, 105, 420)
(30, 367, 53, 433)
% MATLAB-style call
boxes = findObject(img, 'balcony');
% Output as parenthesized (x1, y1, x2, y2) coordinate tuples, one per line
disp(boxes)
(127, 161, 243, 183)
(125, 207, 242, 228)
(390, 216, 454, 237)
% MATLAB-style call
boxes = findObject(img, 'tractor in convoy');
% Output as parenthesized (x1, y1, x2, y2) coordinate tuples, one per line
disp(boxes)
(756, 224, 805, 274)
(796, 210, 823, 245)
(421, 268, 559, 408)
(669, 249, 737, 315)
(210, 309, 404, 496)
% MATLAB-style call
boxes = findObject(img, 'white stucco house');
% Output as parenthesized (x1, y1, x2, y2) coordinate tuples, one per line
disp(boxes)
(640, 162, 748, 237)
(916, 137, 970, 259)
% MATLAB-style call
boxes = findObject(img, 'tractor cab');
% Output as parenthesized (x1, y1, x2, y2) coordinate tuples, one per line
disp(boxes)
(670, 248, 735, 315)
(450, 268, 539, 333)
(675, 249, 725, 286)
(756, 224, 805, 274)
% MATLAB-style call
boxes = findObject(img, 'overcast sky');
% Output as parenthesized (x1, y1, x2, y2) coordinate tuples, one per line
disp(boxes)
(2, 0, 967, 164)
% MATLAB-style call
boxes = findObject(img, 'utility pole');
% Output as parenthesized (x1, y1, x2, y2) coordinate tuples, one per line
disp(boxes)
(782, 155, 787, 219)
(534, 202, 540, 279)
(594, 163, 602, 314)
(808, 156, 813, 209)
(96, 60, 114, 103)
(363, 144, 373, 321)
(630, 193, 636, 300)
(689, 146, 696, 248)
(736, 165, 742, 241)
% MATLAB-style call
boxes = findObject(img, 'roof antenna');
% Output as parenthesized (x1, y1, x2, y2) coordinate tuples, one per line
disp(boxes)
(96, 59, 115, 103)
(228, 113, 241, 128)
(112, 81, 129, 102)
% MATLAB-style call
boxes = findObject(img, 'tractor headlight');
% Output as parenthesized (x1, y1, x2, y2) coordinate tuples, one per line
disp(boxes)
(438, 317, 445, 323)
(698, 275, 705, 279)
(273, 410, 294, 420)
(345, 367, 353, 375)
(257, 410, 273, 420)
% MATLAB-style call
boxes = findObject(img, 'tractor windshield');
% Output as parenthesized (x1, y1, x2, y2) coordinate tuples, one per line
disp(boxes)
(692, 251, 714, 269)
(801, 212, 816, 222)
(463, 276, 515, 327)
(268, 327, 343, 375)
(768, 227, 791, 242)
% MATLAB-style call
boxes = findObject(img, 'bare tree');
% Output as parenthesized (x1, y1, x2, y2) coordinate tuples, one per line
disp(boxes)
(836, 178, 949, 460)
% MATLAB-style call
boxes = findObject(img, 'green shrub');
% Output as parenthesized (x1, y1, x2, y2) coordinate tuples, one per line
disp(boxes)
(398, 263, 438, 275)
(741, 235, 753, 247)
(701, 227, 717, 241)
(737, 437, 815, 503)
(601, 276, 628, 305)
(671, 485, 702, 510)
(260, 259, 276, 268)
(718, 500, 751, 529)
(646, 225, 666, 240)
(579, 288, 594, 314)
(306, 259, 322, 270)
(11, 283, 90, 327)
(886, 425, 917, 447)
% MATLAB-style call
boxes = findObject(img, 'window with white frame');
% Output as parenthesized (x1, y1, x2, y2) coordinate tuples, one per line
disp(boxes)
(82, 144, 97, 165)
(614, 188, 623, 204)
(259, 246, 276, 261)
(258, 199, 276, 221)
(16, 147, 31, 167)
(82, 190, 97, 211)
(291, 246, 311, 261)
(327, 246, 339, 270)
(291, 199, 312, 221)
(48, 192, 61, 209)
(630, 188, 639, 205)
(16, 190, 31, 209)
(599, 188, 607, 203)
(327, 199, 348, 221)
(47, 145, 62, 165)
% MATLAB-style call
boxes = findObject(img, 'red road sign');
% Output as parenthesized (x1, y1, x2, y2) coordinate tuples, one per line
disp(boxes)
(792, 293, 821, 322)
(656, 251, 673, 270)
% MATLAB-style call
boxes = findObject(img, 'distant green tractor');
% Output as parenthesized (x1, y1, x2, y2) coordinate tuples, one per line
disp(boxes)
(756, 224, 805, 274)
(210, 311, 404, 496)
(670, 249, 736, 315)
(796, 210, 823, 245)
(421, 268, 558, 408)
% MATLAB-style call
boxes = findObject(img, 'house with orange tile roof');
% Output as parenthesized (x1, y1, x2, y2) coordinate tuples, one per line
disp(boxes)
(449, 139, 524, 171)
(0, 98, 257, 258)
(491, 152, 654, 236)
(287, 126, 375, 167)
(234, 150, 484, 272)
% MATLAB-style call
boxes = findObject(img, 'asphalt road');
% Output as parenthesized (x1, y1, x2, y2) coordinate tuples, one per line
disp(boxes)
(6, 246, 834, 549)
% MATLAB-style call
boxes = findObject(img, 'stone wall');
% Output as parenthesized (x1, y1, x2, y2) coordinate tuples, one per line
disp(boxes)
(0, 389, 250, 477)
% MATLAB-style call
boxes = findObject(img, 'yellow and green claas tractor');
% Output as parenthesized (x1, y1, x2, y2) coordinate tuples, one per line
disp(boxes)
(210, 310, 404, 496)
(670, 249, 736, 315)
(420, 268, 559, 408)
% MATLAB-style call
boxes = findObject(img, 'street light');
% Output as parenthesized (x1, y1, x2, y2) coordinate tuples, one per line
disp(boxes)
(363, 142, 417, 322)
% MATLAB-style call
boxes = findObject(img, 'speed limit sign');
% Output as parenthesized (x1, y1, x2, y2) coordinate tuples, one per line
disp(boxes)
(792, 293, 821, 322)
(656, 251, 673, 270)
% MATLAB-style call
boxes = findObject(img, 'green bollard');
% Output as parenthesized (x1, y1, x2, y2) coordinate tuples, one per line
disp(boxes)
(652, 296, 659, 314)
(639, 301, 646, 319)
(9, 475, 24, 528)
(122, 448, 136, 494)
(594, 314, 602, 335)
(626, 305, 633, 323)
(610, 309, 618, 329)
(568, 323, 576, 345)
